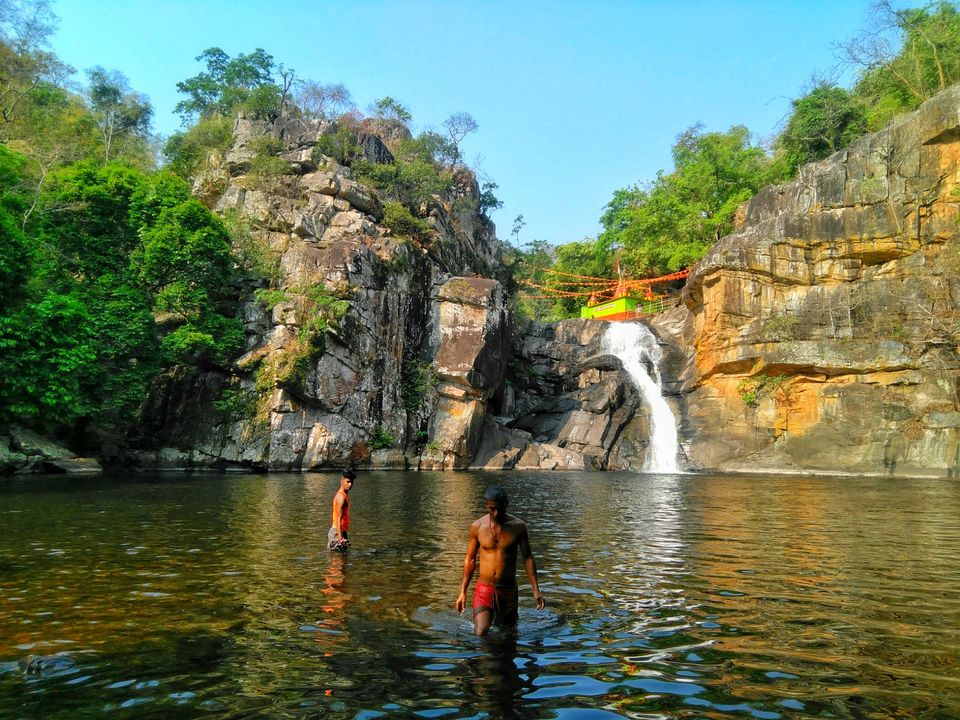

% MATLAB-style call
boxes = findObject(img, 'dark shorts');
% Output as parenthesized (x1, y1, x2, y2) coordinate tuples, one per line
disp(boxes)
(473, 579, 519, 625)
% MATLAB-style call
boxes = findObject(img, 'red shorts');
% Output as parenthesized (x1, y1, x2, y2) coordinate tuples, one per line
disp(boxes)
(473, 580, 519, 625)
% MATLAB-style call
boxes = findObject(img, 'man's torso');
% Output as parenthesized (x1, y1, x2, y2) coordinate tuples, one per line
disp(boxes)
(476, 513, 523, 586)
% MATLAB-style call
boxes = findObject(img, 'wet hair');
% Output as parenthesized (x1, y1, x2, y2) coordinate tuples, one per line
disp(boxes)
(483, 485, 508, 506)
(342, 468, 356, 481)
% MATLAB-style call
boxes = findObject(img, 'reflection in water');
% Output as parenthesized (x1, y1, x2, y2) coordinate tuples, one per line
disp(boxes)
(459, 632, 541, 720)
(1, 471, 959, 718)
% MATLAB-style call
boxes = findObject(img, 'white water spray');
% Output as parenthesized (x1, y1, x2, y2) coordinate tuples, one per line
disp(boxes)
(602, 322, 681, 473)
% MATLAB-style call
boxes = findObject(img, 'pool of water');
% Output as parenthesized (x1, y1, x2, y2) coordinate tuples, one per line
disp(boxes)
(1, 471, 958, 719)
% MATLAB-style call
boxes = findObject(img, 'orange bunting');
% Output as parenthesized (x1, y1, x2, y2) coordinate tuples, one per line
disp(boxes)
(519, 268, 688, 300)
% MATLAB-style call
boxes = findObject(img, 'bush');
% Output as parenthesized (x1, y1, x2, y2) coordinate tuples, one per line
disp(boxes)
(312, 125, 359, 165)
(401, 359, 437, 412)
(162, 116, 234, 179)
(370, 425, 395, 450)
(382, 201, 430, 238)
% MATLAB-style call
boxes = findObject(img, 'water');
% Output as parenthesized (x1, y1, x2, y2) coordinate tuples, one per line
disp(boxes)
(1, 471, 959, 719)
(602, 322, 681, 472)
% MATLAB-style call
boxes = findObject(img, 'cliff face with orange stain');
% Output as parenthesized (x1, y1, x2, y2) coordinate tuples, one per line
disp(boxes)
(653, 85, 960, 477)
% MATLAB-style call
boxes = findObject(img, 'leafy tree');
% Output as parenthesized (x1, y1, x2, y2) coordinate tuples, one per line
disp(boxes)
(85, 66, 152, 163)
(174, 46, 280, 120)
(478, 181, 503, 217)
(846, 0, 960, 129)
(598, 124, 770, 276)
(0, 0, 71, 140)
(0, 161, 243, 436)
(355, 133, 453, 208)
(507, 238, 558, 321)
(162, 114, 233, 179)
(371, 96, 412, 123)
(773, 83, 868, 177)
(0, 144, 29, 308)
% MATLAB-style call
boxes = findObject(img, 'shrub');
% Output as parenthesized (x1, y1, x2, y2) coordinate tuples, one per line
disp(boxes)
(401, 360, 437, 412)
(213, 387, 258, 418)
(736, 374, 788, 406)
(370, 425, 396, 450)
(312, 125, 359, 165)
(254, 288, 291, 310)
(382, 201, 430, 238)
(162, 116, 234, 179)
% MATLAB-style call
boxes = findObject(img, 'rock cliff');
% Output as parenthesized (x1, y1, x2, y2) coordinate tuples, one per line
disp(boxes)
(658, 85, 960, 477)
(131, 85, 960, 478)
(131, 115, 511, 471)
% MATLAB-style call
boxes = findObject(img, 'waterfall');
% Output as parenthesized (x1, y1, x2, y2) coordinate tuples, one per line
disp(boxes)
(601, 322, 681, 473)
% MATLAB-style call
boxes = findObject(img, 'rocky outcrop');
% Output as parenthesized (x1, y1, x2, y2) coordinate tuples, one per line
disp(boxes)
(0, 427, 101, 475)
(662, 85, 960, 477)
(419, 278, 508, 469)
(131, 115, 508, 471)
(471, 320, 659, 471)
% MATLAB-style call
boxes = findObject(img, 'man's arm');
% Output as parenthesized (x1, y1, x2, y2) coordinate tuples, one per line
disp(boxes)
(332, 494, 346, 542)
(456, 525, 480, 614)
(519, 525, 545, 610)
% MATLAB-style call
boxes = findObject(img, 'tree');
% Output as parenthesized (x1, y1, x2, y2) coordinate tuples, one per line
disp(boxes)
(597, 125, 770, 275)
(371, 96, 412, 123)
(294, 79, 354, 119)
(774, 83, 868, 177)
(174, 46, 279, 120)
(441, 111, 478, 164)
(0, 0, 71, 139)
(845, 1, 960, 129)
(86, 66, 152, 163)
(0, 144, 29, 309)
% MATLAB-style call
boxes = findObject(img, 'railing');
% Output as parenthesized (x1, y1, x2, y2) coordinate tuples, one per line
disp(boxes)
(629, 294, 683, 317)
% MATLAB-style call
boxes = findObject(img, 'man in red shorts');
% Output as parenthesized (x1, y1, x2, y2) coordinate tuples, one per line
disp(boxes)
(456, 485, 545, 635)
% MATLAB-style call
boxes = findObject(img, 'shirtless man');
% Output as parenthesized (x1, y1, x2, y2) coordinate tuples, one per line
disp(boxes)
(327, 469, 355, 552)
(456, 485, 545, 635)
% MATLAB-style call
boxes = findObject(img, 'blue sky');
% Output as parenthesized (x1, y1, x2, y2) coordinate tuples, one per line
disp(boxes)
(50, 0, 877, 247)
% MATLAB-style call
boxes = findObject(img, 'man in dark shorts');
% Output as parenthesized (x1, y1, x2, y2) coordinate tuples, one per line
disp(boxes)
(456, 485, 545, 635)
(327, 469, 355, 552)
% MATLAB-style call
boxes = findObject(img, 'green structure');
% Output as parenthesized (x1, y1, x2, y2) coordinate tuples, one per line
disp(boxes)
(580, 296, 640, 321)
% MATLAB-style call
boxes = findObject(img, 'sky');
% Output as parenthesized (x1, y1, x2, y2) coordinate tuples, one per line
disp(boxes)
(49, 0, 879, 248)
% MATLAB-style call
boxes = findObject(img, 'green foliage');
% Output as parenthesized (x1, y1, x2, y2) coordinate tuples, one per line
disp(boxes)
(135, 197, 234, 300)
(369, 425, 396, 450)
(371, 96, 411, 123)
(175, 47, 280, 120)
(254, 288, 291, 309)
(0, 146, 30, 309)
(851, 2, 960, 130)
(213, 386, 258, 418)
(85, 66, 153, 163)
(597, 125, 769, 277)
(400, 360, 437, 412)
(0, 156, 245, 437)
(160, 312, 244, 367)
(354, 133, 454, 209)
(162, 115, 234, 179)
(736, 374, 788, 406)
(382, 201, 431, 238)
(221, 209, 282, 283)
(506, 239, 559, 322)
(478, 181, 503, 217)
(773, 84, 868, 177)
(312, 124, 360, 165)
